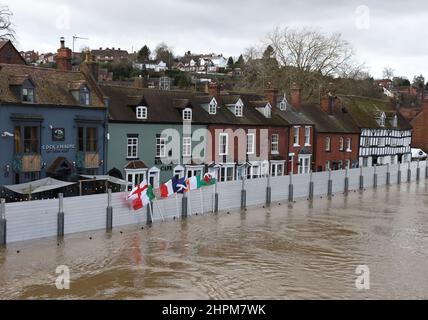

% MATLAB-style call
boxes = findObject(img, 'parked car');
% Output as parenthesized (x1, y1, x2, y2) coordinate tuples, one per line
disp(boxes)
(411, 148, 428, 161)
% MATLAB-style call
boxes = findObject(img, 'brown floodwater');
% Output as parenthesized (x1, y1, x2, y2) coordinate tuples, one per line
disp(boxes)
(0, 181, 428, 299)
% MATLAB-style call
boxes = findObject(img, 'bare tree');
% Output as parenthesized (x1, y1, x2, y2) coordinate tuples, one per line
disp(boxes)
(382, 67, 395, 80)
(0, 5, 15, 41)
(267, 27, 357, 100)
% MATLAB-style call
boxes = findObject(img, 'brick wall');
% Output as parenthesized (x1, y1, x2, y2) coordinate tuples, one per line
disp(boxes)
(314, 132, 360, 171)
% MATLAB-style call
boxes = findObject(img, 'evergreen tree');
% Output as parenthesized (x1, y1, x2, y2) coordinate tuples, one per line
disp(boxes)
(137, 45, 151, 62)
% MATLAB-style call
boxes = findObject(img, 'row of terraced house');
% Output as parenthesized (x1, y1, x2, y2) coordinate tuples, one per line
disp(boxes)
(0, 38, 413, 194)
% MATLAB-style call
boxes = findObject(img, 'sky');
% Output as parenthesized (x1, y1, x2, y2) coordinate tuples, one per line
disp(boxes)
(5, 0, 428, 80)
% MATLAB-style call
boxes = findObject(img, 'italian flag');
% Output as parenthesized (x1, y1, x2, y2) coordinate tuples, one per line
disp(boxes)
(127, 180, 155, 211)
(187, 175, 202, 191)
(160, 179, 174, 198)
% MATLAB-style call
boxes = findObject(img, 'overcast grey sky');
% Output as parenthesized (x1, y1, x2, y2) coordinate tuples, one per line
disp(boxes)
(6, 0, 428, 79)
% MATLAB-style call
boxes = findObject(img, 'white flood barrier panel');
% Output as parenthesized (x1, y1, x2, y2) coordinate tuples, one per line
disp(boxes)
(5, 198, 58, 243)
(293, 173, 311, 199)
(2, 161, 426, 244)
(312, 171, 329, 196)
(63, 193, 107, 235)
(217, 180, 242, 211)
(246, 179, 269, 207)
(348, 167, 361, 191)
(331, 169, 346, 194)
(270, 176, 289, 202)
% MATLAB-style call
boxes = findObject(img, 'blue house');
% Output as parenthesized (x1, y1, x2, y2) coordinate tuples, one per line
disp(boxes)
(0, 39, 108, 189)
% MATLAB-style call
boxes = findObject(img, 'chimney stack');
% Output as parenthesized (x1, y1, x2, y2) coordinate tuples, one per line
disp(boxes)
(291, 83, 301, 111)
(208, 82, 220, 99)
(81, 50, 99, 82)
(134, 76, 144, 89)
(265, 83, 278, 111)
(56, 37, 72, 71)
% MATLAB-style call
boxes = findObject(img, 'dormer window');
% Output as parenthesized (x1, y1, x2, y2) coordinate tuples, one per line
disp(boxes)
(235, 104, 243, 117)
(279, 101, 286, 111)
(183, 108, 192, 121)
(22, 87, 35, 103)
(136, 106, 147, 119)
(392, 114, 398, 127)
(79, 85, 90, 106)
(264, 104, 272, 118)
(379, 112, 386, 127)
(209, 99, 217, 115)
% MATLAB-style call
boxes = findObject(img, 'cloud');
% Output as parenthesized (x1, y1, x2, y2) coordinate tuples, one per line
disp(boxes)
(6, 0, 427, 79)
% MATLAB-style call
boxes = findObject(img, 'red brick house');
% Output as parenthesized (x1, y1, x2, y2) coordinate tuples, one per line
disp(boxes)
(205, 83, 291, 181)
(300, 93, 360, 171)
(274, 85, 315, 174)
(407, 102, 428, 152)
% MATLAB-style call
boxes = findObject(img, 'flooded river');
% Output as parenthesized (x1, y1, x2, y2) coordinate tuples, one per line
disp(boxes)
(1, 181, 428, 299)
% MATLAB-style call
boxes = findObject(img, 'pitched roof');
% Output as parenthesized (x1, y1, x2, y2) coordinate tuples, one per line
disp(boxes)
(0, 63, 106, 107)
(102, 84, 214, 124)
(102, 84, 293, 126)
(297, 104, 360, 133)
(339, 95, 412, 130)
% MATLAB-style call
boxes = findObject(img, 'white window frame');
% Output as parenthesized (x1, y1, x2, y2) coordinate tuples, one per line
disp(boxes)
(234, 103, 243, 117)
(298, 155, 311, 174)
(304, 126, 311, 146)
(148, 167, 160, 188)
(173, 165, 185, 178)
(209, 99, 217, 115)
(339, 137, 344, 151)
(293, 126, 300, 146)
(127, 137, 138, 159)
(125, 169, 147, 192)
(183, 136, 192, 157)
(136, 106, 147, 119)
(346, 137, 352, 152)
(325, 137, 331, 152)
(219, 163, 235, 182)
(270, 161, 285, 177)
(219, 133, 228, 156)
(279, 101, 286, 111)
(271, 134, 279, 154)
(325, 160, 331, 171)
(183, 108, 192, 121)
(185, 165, 204, 178)
(156, 136, 166, 158)
(246, 133, 255, 155)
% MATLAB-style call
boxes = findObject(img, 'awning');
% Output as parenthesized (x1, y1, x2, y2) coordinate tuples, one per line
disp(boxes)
(80, 175, 128, 186)
(4, 177, 76, 195)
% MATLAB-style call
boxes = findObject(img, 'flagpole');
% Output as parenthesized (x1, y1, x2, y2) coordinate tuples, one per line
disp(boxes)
(187, 189, 192, 216)
(175, 193, 179, 218)
(154, 199, 165, 221)
(148, 201, 154, 223)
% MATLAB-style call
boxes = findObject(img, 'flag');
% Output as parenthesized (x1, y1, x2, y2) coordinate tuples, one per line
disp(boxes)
(173, 177, 188, 194)
(187, 175, 202, 191)
(160, 179, 174, 198)
(201, 173, 216, 186)
(127, 180, 155, 211)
